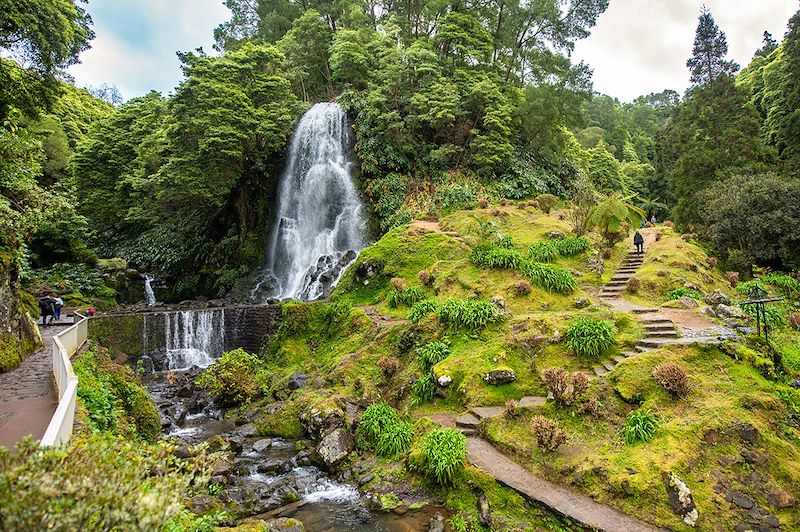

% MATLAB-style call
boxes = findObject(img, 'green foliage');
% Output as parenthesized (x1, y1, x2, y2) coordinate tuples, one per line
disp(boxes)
(686, 7, 739, 86)
(667, 287, 702, 300)
(519, 262, 576, 293)
(0, 435, 213, 530)
(409, 299, 440, 323)
(388, 286, 425, 308)
(412, 372, 437, 406)
(623, 408, 659, 444)
(356, 403, 413, 457)
(526, 241, 560, 263)
(436, 299, 500, 330)
(196, 348, 262, 406)
(420, 428, 467, 485)
(741, 304, 786, 328)
(564, 317, 617, 358)
(470, 244, 525, 270)
(554, 236, 590, 256)
(72, 346, 160, 440)
(416, 341, 451, 373)
(589, 192, 645, 246)
(436, 185, 477, 212)
(375, 421, 413, 458)
(762, 272, 800, 297)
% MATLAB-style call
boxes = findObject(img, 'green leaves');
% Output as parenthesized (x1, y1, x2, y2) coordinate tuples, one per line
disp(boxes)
(420, 428, 466, 485)
(416, 341, 451, 373)
(623, 408, 659, 444)
(436, 299, 501, 330)
(356, 403, 412, 457)
(564, 317, 617, 358)
(520, 262, 576, 293)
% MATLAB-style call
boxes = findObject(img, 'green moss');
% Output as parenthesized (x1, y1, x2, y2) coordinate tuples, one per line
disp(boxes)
(88, 313, 144, 357)
(254, 399, 306, 439)
(0, 333, 23, 373)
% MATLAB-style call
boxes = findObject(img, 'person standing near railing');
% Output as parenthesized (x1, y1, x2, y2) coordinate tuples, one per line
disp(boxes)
(54, 295, 64, 321)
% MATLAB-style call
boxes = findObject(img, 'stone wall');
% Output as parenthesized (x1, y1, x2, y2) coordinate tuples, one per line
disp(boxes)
(0, 251, 41, 372)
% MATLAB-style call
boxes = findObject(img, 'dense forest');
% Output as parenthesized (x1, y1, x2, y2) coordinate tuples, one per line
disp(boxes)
(2, 0, 799, 301)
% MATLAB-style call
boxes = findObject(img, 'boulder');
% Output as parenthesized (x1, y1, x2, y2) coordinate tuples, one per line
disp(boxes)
(663, 473, 698, 526)
(673, 296, 698, 309)
(317, 428, 354, 467)
(574, 297, 591, 309)
(428, 513, 445, 532)
(546, 230, 565, 240)
(715, 304, 749, 320)
(300, 404, 346, 440)
(704, 290, 731, 307)
(437, 374, 453, 387)
(287, 372, 309, 390)
(484, 368, 516, 385)
(767, 488, 795, 509)
(212, 459, 233, 477)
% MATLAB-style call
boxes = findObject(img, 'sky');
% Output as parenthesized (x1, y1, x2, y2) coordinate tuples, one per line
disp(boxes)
(68, 0, 797, 103)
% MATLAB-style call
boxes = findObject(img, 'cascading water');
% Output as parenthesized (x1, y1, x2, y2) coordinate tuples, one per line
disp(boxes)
(253, 102, 367, 301)
(143, 274, 156, 306)
(163, 309, 225, 370)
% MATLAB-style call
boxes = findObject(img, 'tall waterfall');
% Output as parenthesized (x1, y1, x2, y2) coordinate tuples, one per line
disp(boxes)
(254, 102, 366, 301)
(143, 309, 227, 371)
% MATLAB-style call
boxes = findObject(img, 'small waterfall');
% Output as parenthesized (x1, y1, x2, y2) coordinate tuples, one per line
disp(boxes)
(143, 275, 156, 306)
(163, 309, 225, 370)
(254, 102, 367, 302)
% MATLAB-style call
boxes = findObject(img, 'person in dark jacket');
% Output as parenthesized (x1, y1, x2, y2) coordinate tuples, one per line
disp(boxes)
(633, 231, 644, 254)
(38, 297, 55, 325)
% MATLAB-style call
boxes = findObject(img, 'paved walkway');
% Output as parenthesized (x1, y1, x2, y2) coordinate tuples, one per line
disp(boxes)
(0, 322, 68, 450)
(466, 437, 664, 532)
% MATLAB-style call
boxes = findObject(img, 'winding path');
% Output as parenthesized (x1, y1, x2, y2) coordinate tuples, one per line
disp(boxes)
(0, 322, 66, 450)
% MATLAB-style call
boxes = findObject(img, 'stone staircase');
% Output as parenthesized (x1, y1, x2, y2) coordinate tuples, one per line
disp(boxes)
(455, 397, 547, 435)
(599, 250, 644, 298)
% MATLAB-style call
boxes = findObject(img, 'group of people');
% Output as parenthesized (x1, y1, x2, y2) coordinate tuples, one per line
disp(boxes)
(37, 295, 64, 325)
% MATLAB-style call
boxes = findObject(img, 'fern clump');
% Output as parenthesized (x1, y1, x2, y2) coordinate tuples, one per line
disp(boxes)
(624, 408, 659, 444)
(356, 403, 412, 457)
(494, 235, 515, 249)
(420, 428, 466, 485)
(761, 272, 800, 296)
(555, 236, 590, 256)
(526, 241, 560, 262)
(411, 373, 437, 405)
(408, 299, 440, 323)
(416, 341, 451, 373)
(470, 244, 525, 270)
(520, 262, 576, 293)
(564, 317, 617, 358)
(437, 299, 500, 330)
(388, 286, 425, 308)
(666, 287, 702, 300)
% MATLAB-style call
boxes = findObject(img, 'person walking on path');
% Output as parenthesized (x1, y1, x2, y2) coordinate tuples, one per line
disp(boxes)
(633, 231, 644, 254)
(53, 295, 64, 321)
(37, 297, 55, 326)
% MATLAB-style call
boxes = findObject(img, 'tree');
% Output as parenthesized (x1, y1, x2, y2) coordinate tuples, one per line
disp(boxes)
(0, 0, 94, 117)
(589, 192, 645, 247)
(277, 9, 333, 101)
(755, 31, 778, 58)
(700, 173, 800, 272)
(686, 6, 738, 86)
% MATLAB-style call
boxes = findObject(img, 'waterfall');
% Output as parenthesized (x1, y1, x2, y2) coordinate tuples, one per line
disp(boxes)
(143, 275, 156, 306)
(159, 309, 226, 370)
(254, 102, 367, 302)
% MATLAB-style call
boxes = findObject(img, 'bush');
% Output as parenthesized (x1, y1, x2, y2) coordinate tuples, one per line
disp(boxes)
(520, 262, 576, 293)
(471, 244, 525, 270)
(564, 317, 617, 358)
(376, 421, 413, 458)
(420, 428, 466, 484)
(526, 241, 560, 262)
(416, 341, 451, 373)
(478, 198, 489, 209)
(411, 373, 437, 405)
(196, 348, 262, 406)
(356, 403, 413, 457)
(627, 277, 641, 293)
(513, 280, 532, 296)
(437, 299, 500, 330)
(666, 287, 702, 300)
(418, 270, 434, 286)
(652, 363, 690, 398)
(624, 409, 659, 444)
(725, 271, 740, 287)
(377, 356, 400, 377)
(742, 303, 786, 328)
(535, 194, 559, 213)
(530, 416, 567, 451)
(388, 286, 425, 308)
(504, 399, 521, 418)
(0, 435, 213, 530)
(554, 236, 590, 256)
(408, 299, 440, 323)
(762, 272, 800, 297)
(789, 312, 800, 330)
(390, 277, 407, 292)
(542, 367, 589, 406)
(436, 185, 476, 212)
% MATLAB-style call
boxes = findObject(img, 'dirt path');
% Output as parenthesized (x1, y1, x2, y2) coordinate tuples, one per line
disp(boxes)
(0, 322, 68, 450)
(358, 305, 411, 329)
(466, 438, 664, 531)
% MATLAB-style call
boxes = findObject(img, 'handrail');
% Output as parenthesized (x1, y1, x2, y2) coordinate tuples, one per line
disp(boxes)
(40, 313, 88, 447)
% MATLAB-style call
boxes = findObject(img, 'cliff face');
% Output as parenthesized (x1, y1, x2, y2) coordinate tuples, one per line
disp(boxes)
(0, 250, 42, 373)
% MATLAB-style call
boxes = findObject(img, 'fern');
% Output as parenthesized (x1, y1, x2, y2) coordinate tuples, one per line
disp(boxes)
(416, 341, 451, 373)
(564, 317, 617, 358)
(437, 299, 500, 330)
(408, 299, 440, 323)
(526, 241, 560, 262)
(520, 262, 576, 293)
(555, 236, 590, 256)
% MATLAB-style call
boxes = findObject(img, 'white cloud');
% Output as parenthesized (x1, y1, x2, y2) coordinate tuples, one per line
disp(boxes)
(572, 0, 796, 102)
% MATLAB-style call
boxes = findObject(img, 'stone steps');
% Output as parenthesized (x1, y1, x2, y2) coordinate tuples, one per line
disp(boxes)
(456, 412, 480, 429)
(644, 331, 679, 339)
(471, 406, 504, 420)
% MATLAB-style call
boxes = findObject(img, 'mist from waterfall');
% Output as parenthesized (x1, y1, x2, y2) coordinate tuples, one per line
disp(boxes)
(254, 102, 366, 301)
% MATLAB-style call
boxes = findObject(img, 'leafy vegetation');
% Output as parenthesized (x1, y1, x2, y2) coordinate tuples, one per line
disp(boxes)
(437, 299, 501, 330)
(520, 262, 576, 293)
(623, 408, 660, 444)
(564, 317, 617, 358)
(666, 287, 702, 300)
(419, 428, 467, 485)
(356, 403, 412, 457)
(196, 348, 263, 406)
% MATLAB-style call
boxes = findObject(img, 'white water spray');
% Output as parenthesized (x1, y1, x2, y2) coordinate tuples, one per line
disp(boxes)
(162, 309, 226, 370)
(143, 275, 156, 306)
(256, 102, 366, 301)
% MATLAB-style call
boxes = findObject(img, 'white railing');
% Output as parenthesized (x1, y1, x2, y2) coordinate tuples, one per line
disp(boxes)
(40, 313, 88, 447)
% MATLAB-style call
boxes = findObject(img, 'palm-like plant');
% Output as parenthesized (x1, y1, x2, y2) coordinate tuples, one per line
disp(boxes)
(589, 193, 646, 246)
(637, 196, 668, 219)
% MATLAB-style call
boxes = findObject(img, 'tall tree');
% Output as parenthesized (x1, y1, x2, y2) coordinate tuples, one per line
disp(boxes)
(686, 6, 738, 86)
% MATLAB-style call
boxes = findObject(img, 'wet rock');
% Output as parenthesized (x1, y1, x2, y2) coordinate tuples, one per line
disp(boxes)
(704, 290, 731, 307)
(478, 493, 491, 527)
(264, 517, 305, 532)
(767, 488, 795, 509)
(317, 428, 354, 467)
(791, 379, 800, 390)
(300, 404, 346, 440)
(359, 474, 374, 486)
(294, 450, 314, 467)
(253, 438, 272, 453)
(484, 369, 516, 385)
(227, 435, 244, 453)
(663, 473, 698, 526)
(256, 458, 291, 474)
(190, 494, 214, 514)
(174, 446, 191, 459)
(737, 423, 760, 444)
(288, 372, 309, 390)
(715, 304, 749, 320)
(212, 459, 233, 477)
(428, 512, 445, 532)
(730, 491, 754, 509)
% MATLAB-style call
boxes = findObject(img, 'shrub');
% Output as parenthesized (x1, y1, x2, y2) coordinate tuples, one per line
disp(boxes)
(376, 420, 413, 458)
(725, 271, 740, 287)
(418, 270, 434, 286)
(471, 244, 525, 270)
(762, 272, 800, 297)
(437, 299, 500, 330)
(356, 403, 401, 450)
(654, 231, 663, 241)
(789, 312, 800, 330)
(707, 257, 718, 268)
(514, 280, 532, 296)
(624, 409, 659, 444)
(494, 235, 515, 248)
(666, 287, 702, 300)
(554, 236, 590, 256)
(437, 185, 476, 212)
(504, 399, 521, 418)
(520, 262, 576, 293)
(416, 341, 450, 373)
(478, 198, 489, 209)
(535, 194, 559, 213)
(377, 356, 400, 378)
(390, 277, 407, 292)
(196, 348, 262, 407)
(652, 363, 690, 398)
(388, 286, 425, 308)
(411, 373, 437, 405)
(542, 367, 589, 406)
(526, 241, 560, 262)
(627, 277, 641, 293)
(420, 428, 466, 484)
(530, 416, 567, 451)
(742, 304, 786, 327)
(396, 330, 421, 353)
(408, 299, 440, 323)
(564, 317, 617, 358)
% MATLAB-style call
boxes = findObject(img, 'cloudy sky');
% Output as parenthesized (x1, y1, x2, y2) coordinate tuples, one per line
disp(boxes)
(68, 0, 797, 102)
